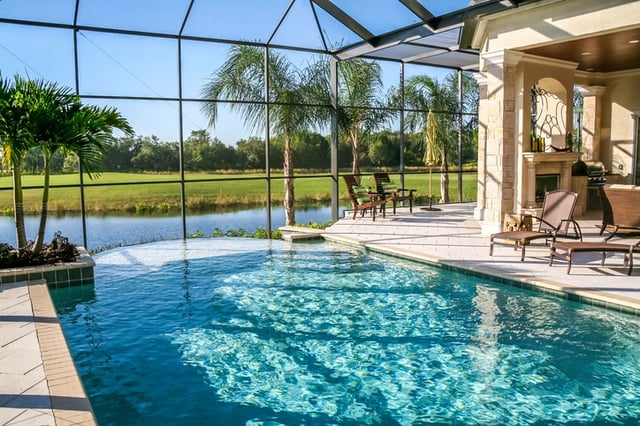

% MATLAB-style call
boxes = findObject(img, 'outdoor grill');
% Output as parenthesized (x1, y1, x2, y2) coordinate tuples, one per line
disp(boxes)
(587, 161, 607, 187)
(586, 161, 607, 210)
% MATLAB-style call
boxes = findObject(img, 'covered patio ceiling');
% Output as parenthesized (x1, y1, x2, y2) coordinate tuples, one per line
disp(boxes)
(521, 27, 640, 73)
(0, 0, 549, 72)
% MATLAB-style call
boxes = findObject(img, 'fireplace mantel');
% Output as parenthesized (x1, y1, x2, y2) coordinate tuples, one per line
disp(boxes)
(521, 152, 581, 209)
(522, 152, 581, 166)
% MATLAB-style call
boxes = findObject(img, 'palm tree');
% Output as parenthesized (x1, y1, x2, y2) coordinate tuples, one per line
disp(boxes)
(31, 87, 132, 252)
(404, 74, 458, 203)
(0, 75, 41, 248)
(337, 58, 392, 178)
(0, 75, 132, 252)
(201, 45, 328, 226)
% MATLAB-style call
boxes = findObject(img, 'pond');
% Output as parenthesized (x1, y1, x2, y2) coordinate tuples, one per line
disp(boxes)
(0, 205, 335, 250)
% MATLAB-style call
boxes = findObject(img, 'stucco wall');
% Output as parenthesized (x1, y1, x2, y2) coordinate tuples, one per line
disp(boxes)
(574, 70, 640, 182)
(604, 72, 640, 182)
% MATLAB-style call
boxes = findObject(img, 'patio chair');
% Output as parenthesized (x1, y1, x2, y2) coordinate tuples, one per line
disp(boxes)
(489, 189, 583, 261)
(343, 174, 387, 221)
(599, 184, 640, 239)
(373, 172, 416, 214)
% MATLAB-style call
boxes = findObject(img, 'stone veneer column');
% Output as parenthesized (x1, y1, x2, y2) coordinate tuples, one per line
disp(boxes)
(474, 74, 488, 221)
(579, 85, 606, 161)
(478, 50, 523, 234)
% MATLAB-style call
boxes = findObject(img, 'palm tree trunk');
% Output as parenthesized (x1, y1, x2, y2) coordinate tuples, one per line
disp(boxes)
(283, 134, 295, 226)
(351, 130, 360, 178)
(440, 146, 450, 204)
(12, 164, 27, 248)
(33, 155, 51, 253)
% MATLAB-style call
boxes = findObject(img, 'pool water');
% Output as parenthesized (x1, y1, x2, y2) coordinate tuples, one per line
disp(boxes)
(51, 238, 640, 425)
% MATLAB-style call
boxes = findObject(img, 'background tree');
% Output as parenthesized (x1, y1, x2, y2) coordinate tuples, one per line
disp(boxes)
(235, 137, 266, 170)
(368, 131, 399, 167)
(201, 45, 328, 225)
(104, 135, 143, 171)
(131, 136, 178, 172)
(270, 131, 330, 170)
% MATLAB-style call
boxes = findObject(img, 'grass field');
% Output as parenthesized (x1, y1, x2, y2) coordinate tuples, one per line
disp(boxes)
(0, 171, 478, 214)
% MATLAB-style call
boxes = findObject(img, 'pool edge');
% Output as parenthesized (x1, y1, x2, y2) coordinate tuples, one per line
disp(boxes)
(28, 279, 98, 425)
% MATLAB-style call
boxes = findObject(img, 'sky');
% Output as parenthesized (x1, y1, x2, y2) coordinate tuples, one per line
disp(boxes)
(0, 0, 463, 145)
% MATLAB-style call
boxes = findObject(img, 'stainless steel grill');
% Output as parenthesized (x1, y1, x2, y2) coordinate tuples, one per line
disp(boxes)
(586, 161, 607, 210)
(587, 161, 607, 187)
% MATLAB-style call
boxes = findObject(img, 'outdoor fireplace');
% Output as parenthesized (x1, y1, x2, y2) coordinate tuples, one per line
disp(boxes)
(521, 152, 581, 209)
(535, 174, 559, 202)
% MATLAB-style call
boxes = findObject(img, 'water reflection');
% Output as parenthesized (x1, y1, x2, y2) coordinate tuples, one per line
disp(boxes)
(0, 205, 338, 250)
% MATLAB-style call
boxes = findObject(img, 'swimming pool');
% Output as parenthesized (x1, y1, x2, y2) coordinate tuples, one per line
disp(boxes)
(51, 238, 640, 425)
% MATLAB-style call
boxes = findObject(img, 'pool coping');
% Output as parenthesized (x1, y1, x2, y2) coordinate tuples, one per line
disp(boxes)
(28, 279, 97, 425)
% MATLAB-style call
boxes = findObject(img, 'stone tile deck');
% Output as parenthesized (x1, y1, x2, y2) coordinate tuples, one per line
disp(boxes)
(0, 280, 96, 426)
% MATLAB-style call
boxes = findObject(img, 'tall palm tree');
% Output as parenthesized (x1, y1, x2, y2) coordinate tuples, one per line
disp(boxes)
(337, 58, 391, 178)
(201, 45, 328, 226)
(0, 75, 132, 251)
(0, 75, 40, 248)
(404, 75, 457, 203)
(31, 87, 132, 252)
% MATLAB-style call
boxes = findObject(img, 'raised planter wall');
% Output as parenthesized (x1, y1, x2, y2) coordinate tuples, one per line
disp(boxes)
(0, 247, 95, 288)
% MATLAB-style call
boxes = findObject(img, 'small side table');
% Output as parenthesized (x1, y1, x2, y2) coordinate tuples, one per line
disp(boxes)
(502, 213, 533, 232)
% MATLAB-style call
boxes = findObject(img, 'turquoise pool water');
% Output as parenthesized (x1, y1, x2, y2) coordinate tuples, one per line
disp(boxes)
(51, 238, 640, 425)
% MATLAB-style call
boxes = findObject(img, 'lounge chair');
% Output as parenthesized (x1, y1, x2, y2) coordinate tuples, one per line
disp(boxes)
(373, 172, 416, 214)
(489, 189, 583, 261)
(343, 174, 387, 221)
(599, 184, 640, 239)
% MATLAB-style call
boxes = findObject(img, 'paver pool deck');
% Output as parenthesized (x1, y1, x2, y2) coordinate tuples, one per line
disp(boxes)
(1, 202, 638, 424)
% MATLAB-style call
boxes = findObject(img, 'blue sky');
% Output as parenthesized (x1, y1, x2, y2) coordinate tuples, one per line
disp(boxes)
(0, 0, 462, 144)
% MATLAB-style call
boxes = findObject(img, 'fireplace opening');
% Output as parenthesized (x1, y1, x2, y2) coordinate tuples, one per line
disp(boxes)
(535, 174, 559, 203)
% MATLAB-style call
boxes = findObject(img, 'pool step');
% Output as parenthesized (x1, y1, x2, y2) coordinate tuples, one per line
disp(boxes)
(279, 226, 325, 242)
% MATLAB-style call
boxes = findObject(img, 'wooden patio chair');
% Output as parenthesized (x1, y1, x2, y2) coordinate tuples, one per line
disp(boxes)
(489, 189, 583, 261)
(373, 172, 416, 214)
(343, 174, 387, 221)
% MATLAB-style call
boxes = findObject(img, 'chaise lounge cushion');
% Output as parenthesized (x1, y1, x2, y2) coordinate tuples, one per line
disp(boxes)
(381, 182, 397, 191)
(352, 185, 370, 204)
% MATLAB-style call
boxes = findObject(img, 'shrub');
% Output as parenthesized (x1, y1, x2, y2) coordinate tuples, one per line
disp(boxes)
(0, 232, 78, 269)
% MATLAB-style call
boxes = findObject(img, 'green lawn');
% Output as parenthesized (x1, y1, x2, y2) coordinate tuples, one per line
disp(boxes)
(0, 171, 477, 214)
